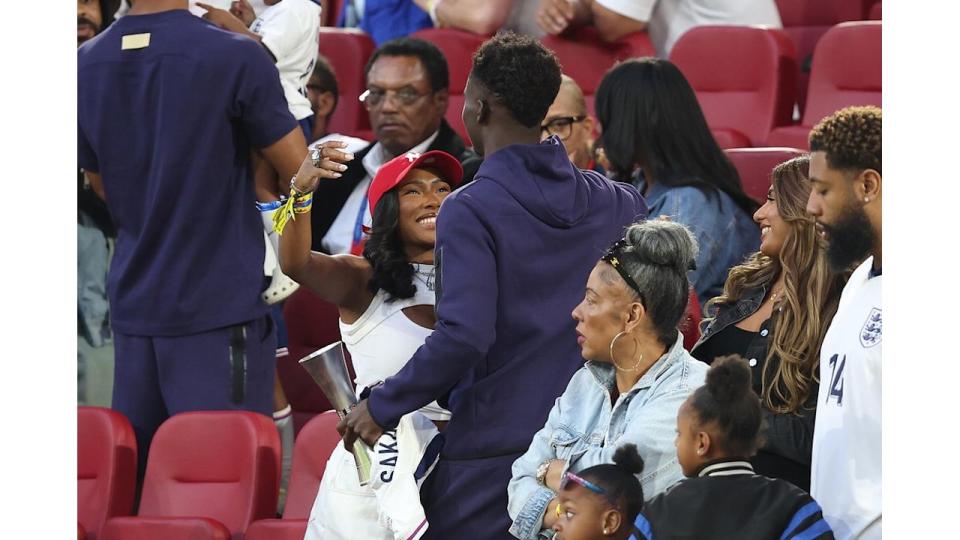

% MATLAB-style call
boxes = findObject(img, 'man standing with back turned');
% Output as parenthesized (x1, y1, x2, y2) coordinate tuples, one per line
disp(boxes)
(340, 33, 647, 539)
(78, 0, 309, 476)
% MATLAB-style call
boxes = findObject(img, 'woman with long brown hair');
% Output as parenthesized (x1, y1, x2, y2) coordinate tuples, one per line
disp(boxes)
(691, 155, 846, 490)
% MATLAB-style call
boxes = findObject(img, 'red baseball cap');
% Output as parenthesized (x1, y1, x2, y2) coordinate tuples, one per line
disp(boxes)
(367, 150, 465, 218)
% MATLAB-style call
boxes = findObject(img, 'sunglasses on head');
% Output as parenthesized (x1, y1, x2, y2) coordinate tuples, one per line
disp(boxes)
(558, 471, 621, 510)
(601, 239, 646, 302)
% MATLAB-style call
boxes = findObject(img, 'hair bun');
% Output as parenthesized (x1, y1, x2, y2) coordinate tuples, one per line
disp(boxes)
(612, 443, 645, 475)
(624, 220, 699, 275)
(706, 355, 753, 405)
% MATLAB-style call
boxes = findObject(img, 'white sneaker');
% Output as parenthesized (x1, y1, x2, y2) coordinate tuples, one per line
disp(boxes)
(261, 234, 299, 304)
(259, 205, 300, 305)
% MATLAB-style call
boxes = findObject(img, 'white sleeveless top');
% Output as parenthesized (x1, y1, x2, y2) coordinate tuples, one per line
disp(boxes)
(339, 264, 451, 421)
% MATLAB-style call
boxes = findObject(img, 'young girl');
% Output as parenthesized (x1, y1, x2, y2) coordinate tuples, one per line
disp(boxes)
(551, 444, 646, 540)
(634, 356, 834, 540)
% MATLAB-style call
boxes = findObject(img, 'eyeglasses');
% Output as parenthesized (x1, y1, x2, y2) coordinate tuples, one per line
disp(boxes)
(540, 115, 587, 140)
(359, 87, 431, 109)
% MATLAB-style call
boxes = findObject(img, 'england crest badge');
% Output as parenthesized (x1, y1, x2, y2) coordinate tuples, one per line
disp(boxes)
(860, 308, 882, 348)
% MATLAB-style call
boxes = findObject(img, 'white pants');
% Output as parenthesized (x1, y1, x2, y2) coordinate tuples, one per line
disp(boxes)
(305, 441, 393, 540)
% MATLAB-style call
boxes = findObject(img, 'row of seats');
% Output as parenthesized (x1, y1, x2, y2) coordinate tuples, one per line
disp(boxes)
(320, 20, 880, 151)
(78, 407, 343, 540)
(776, 0, 881, 112)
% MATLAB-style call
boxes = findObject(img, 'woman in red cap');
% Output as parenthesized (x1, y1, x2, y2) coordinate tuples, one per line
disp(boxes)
(278, 141, 464, 539)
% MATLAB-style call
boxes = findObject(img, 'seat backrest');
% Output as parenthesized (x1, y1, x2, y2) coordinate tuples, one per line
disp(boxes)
(323, 0, 345, 26)
(138, 411, 281, 537)
(800, 21, 881, 127)
(775, 0, 873, 114)
(542, 27, 656, 117)
(670, 25, 797, 147)
(281, 288, 345, 432)
(282, 411, 343, 519)
(318, 28, 375, 138)
(725, 147, 806, 204)
(410, 28, 486, 144)
(78, 407, 137, 540)
(681, 289, 702, 352)
(868, 2, 881, 20)
(543, 27, 656, 95)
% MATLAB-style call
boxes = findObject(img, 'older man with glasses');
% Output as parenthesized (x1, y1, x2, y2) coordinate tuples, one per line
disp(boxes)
(309, 37, 482, 256)
(540, 74, 601, 173)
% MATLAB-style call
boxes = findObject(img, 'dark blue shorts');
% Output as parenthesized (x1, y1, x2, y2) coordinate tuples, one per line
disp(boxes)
(112, 314, 276, 474)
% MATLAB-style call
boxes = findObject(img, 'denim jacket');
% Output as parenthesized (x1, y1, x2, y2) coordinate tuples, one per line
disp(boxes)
(507, 332, 707, 540)
(635, 178, 759, 308)
(691, 283, 818, 489)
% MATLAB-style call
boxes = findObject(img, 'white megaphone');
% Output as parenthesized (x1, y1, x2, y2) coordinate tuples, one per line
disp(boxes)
(299, 341, 373, 485)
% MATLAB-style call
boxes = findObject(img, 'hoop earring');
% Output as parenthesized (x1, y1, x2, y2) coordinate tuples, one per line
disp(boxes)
(609, 331, 642, 372)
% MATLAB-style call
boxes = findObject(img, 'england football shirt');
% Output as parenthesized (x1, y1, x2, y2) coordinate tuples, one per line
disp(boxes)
(810, 256, 882, 539)
(251, 0, 321, 121)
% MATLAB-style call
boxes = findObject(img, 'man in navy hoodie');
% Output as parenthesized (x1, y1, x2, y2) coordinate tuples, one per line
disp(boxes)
(340, 32, 647, 538)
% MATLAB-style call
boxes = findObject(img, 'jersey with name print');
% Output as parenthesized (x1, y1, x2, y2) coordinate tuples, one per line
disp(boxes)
(811, 256, 882, 539)
(251, 0, 320, 121)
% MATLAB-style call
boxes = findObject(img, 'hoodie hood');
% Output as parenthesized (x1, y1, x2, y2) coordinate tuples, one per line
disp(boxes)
(475, 136, 591, 228)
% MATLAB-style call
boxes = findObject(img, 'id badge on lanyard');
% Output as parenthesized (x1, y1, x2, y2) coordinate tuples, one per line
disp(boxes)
(350, 193, 368, 256)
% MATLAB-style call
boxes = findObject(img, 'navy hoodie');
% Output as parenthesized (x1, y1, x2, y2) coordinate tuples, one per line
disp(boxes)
(367, 136, 648, 460)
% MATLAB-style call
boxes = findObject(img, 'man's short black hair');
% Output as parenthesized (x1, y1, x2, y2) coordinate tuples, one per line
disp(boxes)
(312, 55, 339, 109)
(365, 38, 449, 93)
(470, 32, 562, 128)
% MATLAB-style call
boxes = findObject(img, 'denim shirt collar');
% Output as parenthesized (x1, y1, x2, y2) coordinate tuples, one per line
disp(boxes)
(632, 174, 672, 210)
(585, 331, 686, 394)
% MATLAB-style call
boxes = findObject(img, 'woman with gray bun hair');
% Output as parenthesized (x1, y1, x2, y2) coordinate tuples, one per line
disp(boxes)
(507, 220, 708, 540)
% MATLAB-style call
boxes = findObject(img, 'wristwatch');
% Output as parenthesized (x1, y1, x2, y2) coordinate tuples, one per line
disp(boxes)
(536, 460, 552, 486)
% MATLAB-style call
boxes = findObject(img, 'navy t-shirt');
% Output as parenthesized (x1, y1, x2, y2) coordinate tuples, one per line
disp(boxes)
(78, 9, 297, 336)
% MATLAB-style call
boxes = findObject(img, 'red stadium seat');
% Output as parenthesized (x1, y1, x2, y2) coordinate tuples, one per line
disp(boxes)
(726, 147, 806, 204)
(868, 2, 881, 20)
(766, 21, 881, 149)
(245, 520, 308, 540)
(775, 0, 874, 114)
(681, 289, 702, 351)
(102, 411, 281, 540)
(670, 26, 797, 148)
(283, 411, 342, 518)
(411, 29, 486, 144)
(78, 407, 137, 540)
(323, 0, 345, 26)
(102, 518, 230, 540)
(245, 411, 342, 539)
(318, 28, 376, 139)
(282, 288, 347, 433)
(542, 27, 656, 116)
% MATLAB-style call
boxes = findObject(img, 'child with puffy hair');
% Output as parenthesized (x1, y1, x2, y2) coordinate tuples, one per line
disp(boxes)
(632, 356, 835, 540)
(551, 444, 646, 540)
